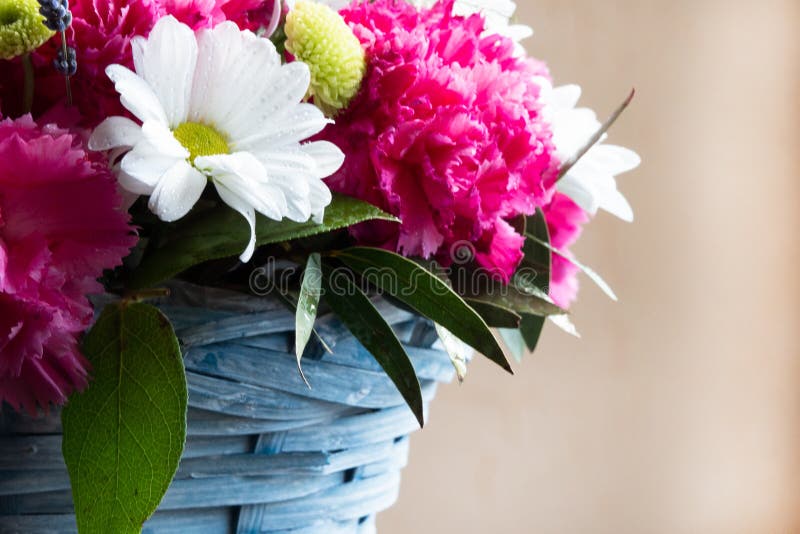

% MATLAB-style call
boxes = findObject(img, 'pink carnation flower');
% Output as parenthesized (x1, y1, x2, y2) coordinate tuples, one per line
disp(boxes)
(322, 0, 559, 282)
(0, 116, 135, 414)
(159, 0, 276, 31)
(543, 192, 589, 309)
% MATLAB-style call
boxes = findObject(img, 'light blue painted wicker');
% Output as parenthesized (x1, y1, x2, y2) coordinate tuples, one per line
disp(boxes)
(0, 282, 457, 533)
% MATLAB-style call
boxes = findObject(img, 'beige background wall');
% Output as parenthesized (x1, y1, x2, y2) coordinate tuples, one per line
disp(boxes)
(381, 1, 800, 533)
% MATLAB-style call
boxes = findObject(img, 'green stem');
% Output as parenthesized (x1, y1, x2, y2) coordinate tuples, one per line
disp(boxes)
(22, 53, 34, 114)
(60, 30, 72, 106)
(556, 88, 636, 183)
(123, 288, 171, 302)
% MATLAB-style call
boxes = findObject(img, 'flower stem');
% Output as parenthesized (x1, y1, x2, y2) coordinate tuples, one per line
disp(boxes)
(22, 53, 34, 114)
(60, 30, 73, 106)
(123, 288, 171, 302)
(557, 88, 636, 182)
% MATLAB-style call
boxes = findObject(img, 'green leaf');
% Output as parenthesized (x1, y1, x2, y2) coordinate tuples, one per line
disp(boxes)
(130, 195, 399, 290)
(62, 302, 187, 534)
(521, 209, 552, 276)
(275, 290, 333, 355)
(518, 315, 546, 355)
(525, 233, 618, 301)
(321, 262, 424, 427)
(515, 209, 553, 353)
(335, 247, 512, 374)
(295, 253, 323, 386)
(460, 280, 564, 317)
(464, 299, 521, 329)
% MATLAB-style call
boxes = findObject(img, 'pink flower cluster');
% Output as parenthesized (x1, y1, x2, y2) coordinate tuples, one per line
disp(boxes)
(322, 0, 560, 282)
(0, 117, 135, 413)
(543, 193, 589, 309)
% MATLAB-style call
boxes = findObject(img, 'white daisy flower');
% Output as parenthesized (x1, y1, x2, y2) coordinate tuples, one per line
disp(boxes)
(539, 80, 640, 222)
(89, 16, 345, 262)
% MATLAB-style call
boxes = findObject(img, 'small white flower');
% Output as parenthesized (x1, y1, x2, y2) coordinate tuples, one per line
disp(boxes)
(539, 80, 640, 222)
(90, 16, 344, 262)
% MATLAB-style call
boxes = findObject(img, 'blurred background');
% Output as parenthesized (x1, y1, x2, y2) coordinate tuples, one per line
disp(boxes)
(381, 1, 800, 532)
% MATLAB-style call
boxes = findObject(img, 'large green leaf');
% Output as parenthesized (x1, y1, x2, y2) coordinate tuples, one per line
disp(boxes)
(460, 278, 564, 318)
(321, 262, 424, 427)
(130, 195, 399, 290)
(62, 302, 187, 534)
(518, 210, 553, 353)
(464, 299, 521, 329)
(295, 253, 323, 386)
(501, 210, 552, 359)
(334, 247, 512, 374)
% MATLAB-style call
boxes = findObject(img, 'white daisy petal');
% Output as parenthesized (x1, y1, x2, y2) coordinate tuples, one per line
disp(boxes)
(140, 121, 189, 159)
(279, 179, 313, 222)
(117, 168, 156, 196)
(196, 153, 287, 221)
(599, 188, 635, 222)
(309, 178, 333, 224)
(223, 50, 308, 141)
(589, 144, 642, 175)
(119, 121, 188, 187)
(190, 22, 281, 131)
(250, 150, 317, 175)
(200, 152, 293, 262)
(89, 117, 142, 151)
(148, 160, 207, 222)
(234, 103, 329, 150)
(214, 181, 257, 263)
(120, 149, 181, 190)
(551, 84, 582, 110)
(105, 65, 168, 125)
(132, 16, 198, 127)
(227, 61, 313, 142)
(299, 141, 346, 178)
(557, 174, 601, 216)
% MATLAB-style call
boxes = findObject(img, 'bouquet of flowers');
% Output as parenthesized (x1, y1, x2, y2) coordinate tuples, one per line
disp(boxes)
(0, 0, 638, 531)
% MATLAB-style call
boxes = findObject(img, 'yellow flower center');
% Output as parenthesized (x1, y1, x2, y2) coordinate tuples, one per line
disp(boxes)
(173, 122, 230, 163)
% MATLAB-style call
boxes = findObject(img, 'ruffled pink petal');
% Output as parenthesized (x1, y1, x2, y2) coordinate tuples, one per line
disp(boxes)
(0, 117, 135, 413)
(543, 193, 590, 309)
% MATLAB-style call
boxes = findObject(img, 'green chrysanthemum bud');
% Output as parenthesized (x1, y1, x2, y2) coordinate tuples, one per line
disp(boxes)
(285, 1, 366, 116)
(0, 0, 55, 60)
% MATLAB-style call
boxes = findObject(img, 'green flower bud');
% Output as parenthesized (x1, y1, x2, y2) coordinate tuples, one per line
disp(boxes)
(285, 1, 366, 116)
(0, 0, 55, 60)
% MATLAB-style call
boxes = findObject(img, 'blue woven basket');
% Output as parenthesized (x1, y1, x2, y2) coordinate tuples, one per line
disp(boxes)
(0, 282, 457, 533)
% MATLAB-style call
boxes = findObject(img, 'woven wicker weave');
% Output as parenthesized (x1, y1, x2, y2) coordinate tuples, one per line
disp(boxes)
(0, 282, 456, 533)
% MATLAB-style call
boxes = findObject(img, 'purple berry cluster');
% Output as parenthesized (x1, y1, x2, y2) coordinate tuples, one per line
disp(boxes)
(54, 46, 77, 76)
(37, 0, 72, 32)
(37, 0, 77, 78)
